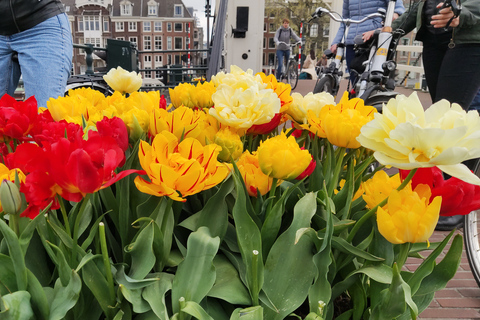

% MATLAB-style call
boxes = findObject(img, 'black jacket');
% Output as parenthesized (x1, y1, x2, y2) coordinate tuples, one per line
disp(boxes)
(0, 0, 65, 36)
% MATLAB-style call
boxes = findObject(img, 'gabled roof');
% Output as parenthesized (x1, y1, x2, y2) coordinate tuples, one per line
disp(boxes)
(111, 0, 193, 18)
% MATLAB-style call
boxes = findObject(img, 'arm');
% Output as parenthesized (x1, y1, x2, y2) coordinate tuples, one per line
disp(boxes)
(391, 1, 420, 34)
(274, 28, 281, 46)
(430, 0, 480, 29)
(291, 28, 301, 43)
(331, 0, 349, 46)
(394, 0, 406, 16)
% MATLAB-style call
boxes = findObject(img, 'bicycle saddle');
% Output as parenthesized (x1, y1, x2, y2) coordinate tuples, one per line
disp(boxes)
(323, 49, 334, 59)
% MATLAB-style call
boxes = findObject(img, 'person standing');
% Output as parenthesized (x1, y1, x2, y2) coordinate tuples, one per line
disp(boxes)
(0, 0, 73, 108)
(330, 0, 405, 85)
(390, 0, 480, 230)
(274, 18, 301, 80)
(301, 49, 318, 80)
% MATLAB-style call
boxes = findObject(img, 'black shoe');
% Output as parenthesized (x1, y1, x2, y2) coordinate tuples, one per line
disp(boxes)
(435, 215, 464, 231)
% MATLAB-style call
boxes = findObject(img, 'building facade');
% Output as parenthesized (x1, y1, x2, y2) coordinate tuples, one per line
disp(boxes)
(64, 0, 201, 86)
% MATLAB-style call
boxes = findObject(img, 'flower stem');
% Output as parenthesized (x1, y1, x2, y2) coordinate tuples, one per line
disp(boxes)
(251, 250, 260, 305)
(347, 168, 418, 243)
(71, 194, 92, 265)
(9, 213, 19, 236)
(265, 178, 278, 220)
(99, 222, 115, 304)
(396, 242, 411, 270)
(327, 147, 346, 197)
(58, 197, 71, 237)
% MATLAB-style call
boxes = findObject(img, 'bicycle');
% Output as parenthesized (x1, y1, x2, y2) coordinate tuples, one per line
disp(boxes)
(310, 0, 404, 111)
(275, 41, 301, 90)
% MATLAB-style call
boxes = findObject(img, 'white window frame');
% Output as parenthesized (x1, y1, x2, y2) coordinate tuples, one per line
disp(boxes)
(120, 1, 132, 16)
(154, 36, 162, 50)
(174, 37, 183, 50)
(167, 22, 172, 32)
(154, 21, 162, 32)
(144, 35, 152, 50)
(129, 36, 137, 44)
(143, 21, 151, 32)
(115, 22, 124, 32)
(174, 4, 183, 17)
(128, 21, 137, 31)
(167, 37, 172, 50)
(174, 23, 182, 32)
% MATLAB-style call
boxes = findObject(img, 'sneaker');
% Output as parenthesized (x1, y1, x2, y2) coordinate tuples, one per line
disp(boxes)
(435, 215, 464, 231)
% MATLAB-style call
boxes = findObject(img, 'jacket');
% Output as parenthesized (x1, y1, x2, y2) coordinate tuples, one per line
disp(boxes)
(0, 0, 65, 36)
(274, 26, 301, 51)
(332, 0, 406, 46)
(392, 0, 480, 45)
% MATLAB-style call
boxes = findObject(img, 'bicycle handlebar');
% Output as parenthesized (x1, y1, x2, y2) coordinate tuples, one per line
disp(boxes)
(308, 7, 385, 25)
(277, 41, 302, 47)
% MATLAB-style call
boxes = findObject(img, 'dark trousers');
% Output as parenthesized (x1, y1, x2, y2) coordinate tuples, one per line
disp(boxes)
(276, 49, 290, 79)
(345, 45, 357, 86)
(422, 34, 480, 110)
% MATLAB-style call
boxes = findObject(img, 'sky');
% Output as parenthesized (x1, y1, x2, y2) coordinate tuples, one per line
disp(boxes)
(182, 0, 216, 43)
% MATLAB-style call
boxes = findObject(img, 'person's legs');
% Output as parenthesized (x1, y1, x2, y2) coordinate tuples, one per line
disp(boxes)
(345, 45, 356, 86)
(0, 36, 21, 98)
(11, 13, 73, 107)
(469, 88, 480, 112)
(421, 43, 448, 102)
(435, 45, 480, 109)
(276, 49, 287, 79)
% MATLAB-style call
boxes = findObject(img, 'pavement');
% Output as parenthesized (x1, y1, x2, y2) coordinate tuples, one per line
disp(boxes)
(293, 80, 480, 319)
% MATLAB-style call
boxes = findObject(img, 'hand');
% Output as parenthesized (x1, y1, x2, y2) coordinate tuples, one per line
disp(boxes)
(431, 2, 460, 28)
(392, 13, 399, 21)
(362, 30, 376, 42)
(330, 44, 337, 53)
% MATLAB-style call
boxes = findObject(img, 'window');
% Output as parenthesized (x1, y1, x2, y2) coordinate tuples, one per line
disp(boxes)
(264, 23, 267, 32)
(154, 36, 162, 50)
(167, 23, 172, 32)
(167, 55, 172, 65)
(174, 23, 182, 32)
(155, 68, 162, 79)
(268, 38, 275, 49)
(167, 37, 172, 50)
(154, 21, 162, 32)
(129, 22, 137, 31)
(155, 55, 162, 64)
(120, 1, 132, 16)
(116, 37, 125, 40)
(323, 27, 329, 37)
(148, 0, 157, 16)
(310, 23, 318, 37)
(80, 16, 100, 31)
(115, 22, 124, 31)
(269, 23, 275, 33)
(85, 37, 102, 47)
(194, 30, 198, 39)
(263, 37, 266, 49)
(143, 21, 151, 32)
(144, 36, 151, 50)
(174, 4, 183, 17)
(144, 68, 152, 78)
(103, 17, 109, 32)
(144, 55, 152, 63)
(174, 37, 182, 50)
(268, 53, 275, 66)
(129, 37, 137, 44)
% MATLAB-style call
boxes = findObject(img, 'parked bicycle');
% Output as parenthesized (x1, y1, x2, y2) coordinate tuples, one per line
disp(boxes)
(276, 41, 301, 90)
(310, 0, 404, 110)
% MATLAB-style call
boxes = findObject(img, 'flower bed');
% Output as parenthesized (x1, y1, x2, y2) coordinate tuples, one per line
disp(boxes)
(0, 65, 479, 320)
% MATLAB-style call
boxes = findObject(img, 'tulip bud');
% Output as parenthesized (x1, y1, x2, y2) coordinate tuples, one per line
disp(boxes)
(214, 128, 243, 162)
(0, 179, 22, 215)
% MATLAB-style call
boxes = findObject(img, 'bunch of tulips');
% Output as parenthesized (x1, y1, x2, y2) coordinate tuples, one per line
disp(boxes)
(0, 65, 480, 320)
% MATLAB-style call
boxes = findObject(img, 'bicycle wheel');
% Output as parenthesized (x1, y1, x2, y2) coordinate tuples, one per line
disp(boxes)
(464, 160, 480, 287)
(313, 76, 335, 95)
(286, 62, 298, 90)
(363, 92, 398, 113)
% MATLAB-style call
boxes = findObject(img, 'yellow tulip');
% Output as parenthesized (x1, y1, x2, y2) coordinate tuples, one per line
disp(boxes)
(214, 128, 244, 162)
(377, 184, 441, 244)
(236, 150, 281, 197)
(168, 83, 196, 108)
(257, 131, 312, 180)
(357, 92, 480, 185)
(0, 164, 26, 213)
(257, 72, 294, 113)
(287, 91, 335, 125)
(103, 66, 143, 94)
(322, 92, 376, 148)
(134, 131, 231, 202)
(191, 81, 216, 109)
(361, 171, 401, 209)
(210, 84, 281, 131)
(211, 65, 262, 91)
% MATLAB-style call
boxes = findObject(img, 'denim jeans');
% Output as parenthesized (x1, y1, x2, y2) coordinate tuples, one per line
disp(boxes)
(469, 89, 480, 112)
(0, 13, 73, 107)
(276, 49, 290, 79)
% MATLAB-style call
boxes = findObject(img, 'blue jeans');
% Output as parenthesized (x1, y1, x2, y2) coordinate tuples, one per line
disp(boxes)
(469, 89, 480, 112)
(0, 13, 73, 108)
(276, 49, 290, 79)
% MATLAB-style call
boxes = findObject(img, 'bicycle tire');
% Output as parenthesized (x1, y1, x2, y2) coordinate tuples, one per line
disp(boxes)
(464, 160, 480, 287)
(313, 76, 335, 95)
(363, 92, 398, 113)
(287, 62, 298, 90)
(65, 82, 113, 97)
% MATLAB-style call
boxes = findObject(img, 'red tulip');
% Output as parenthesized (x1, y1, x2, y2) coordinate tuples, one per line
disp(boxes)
(0, 95, 38, 141)
(400, 167, 480, 216)
(95, 116, 129, 152)
(295, 156, 317, 180)
(247, 113, 283, 135)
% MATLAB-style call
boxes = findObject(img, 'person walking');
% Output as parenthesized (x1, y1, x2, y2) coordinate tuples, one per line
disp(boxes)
(330, 0, 405, 85)
(274, 18, 301, 80)
(301, 49, 318, 80)
(0, 0, 73, 108)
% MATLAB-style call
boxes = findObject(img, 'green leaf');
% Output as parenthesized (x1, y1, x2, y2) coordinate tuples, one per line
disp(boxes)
(26, 269, 50, 320)
(0, 254, 17, 295)
(231, 171, 264, 305)
(47, 241, 73, 287)
(0, 291, 34, 319)
(230, 306, 263, 320)
(332, 236, 384, 262)
(171, 227, 220, 314)
(263, 192, 318, 320)
(120, 285, 151, 314)
(49, 270, 82, 320)
(126, 220, 156, 279)
(143, 273, 174, 320)
(415, 234, 463, 295)
(346, 264, 393, 284)
(0, 219, 27, 291)
(181, 301, 214, 320)
(116, 266, 160, 290)
(18, 210, 45, 255)
(208, 255, 252, 305)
